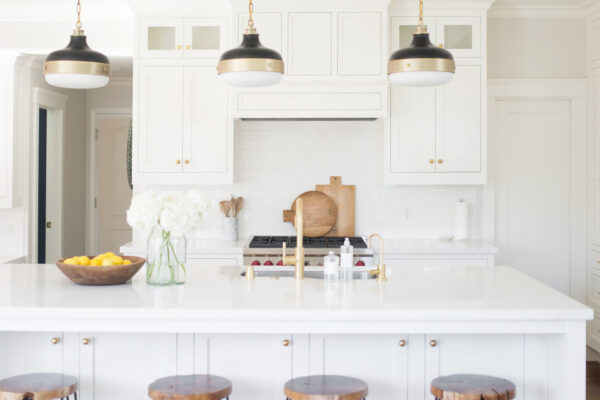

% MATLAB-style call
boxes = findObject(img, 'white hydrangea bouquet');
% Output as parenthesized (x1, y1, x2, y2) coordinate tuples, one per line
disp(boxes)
(127, 190, 208, 285)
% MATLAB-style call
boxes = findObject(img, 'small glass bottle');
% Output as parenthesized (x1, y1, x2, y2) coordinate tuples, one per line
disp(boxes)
(324, 250, 339, 281)
(340, 238, 354, 281)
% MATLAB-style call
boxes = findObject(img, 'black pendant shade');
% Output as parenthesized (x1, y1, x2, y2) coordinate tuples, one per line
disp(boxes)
(389, 33, 454, 64)
(46, 35, 110, 65)
(219, 33, 283, 63)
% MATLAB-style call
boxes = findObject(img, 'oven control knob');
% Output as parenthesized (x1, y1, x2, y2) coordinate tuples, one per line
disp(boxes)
(251, 260, 261, 266)
(276, 260, 284, 266)
(355, 260, 365, 266)
(264, 260, 273, 266)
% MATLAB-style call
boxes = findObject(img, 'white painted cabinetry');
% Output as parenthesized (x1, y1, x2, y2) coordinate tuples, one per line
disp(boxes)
(385, 11, 488, 185)
(133, 10, 234, 185)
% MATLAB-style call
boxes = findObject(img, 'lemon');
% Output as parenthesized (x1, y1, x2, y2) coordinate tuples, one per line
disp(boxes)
(101, 259, 114, 266)
(78, 256, 90, 265)
(103, 252, 115, 258)
(109, 255, 123, 265)
(90, 258, 102, 266)
(64, 258, 78, 265)
(122, 259, 132, 265)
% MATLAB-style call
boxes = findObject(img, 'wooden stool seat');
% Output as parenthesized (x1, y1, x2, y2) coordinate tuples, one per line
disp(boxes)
(431, 374, 516, 400)
(148, 374, 232, 400)
(284, 375, 368, 400)
(0, 373, 78, 400)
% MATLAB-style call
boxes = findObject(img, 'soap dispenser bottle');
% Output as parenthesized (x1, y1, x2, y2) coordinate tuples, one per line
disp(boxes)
(340, 238, 354, 281)
(324, 250, 339, 281)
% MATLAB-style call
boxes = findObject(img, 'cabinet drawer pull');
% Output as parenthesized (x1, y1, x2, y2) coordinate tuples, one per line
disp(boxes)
(184, 160, 189, 165)
(176, 159, 181, 164)
(438, 159, 444, 164)
(429, 159, 434, 164)
(186, 45, 191, 50)
(398, 340, 407, 347)
(51, 337, 60, 345)
(429, 339, 437, 347)
(176, 45, 182, 50)
(82, 338, 91, 345)
(282, 339, 290, 347)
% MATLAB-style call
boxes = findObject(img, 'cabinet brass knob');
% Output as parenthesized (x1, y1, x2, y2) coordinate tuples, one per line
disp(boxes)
(437, 159, 444, 164)
(428, 159, 434, 164)
(399, 340, 407, 347)
(176, 159, 181, 164)
(51, 337, 60, 345)
(176, 45, 182, 50)
(282, 339, 290, 347)
(82, 338, 91, 345)
(46, 221, 52, 229)
(184, 160, 189, 165)
(186, 45, 191, 50)
(429, 339, 437, 347)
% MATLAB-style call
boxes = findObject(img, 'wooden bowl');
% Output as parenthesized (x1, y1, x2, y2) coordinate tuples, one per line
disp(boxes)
(55, 256, 145, 286)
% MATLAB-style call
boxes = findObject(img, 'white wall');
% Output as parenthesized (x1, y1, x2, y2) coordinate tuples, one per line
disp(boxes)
(133, 119, 482, 244)
(488, 17, 587, 78)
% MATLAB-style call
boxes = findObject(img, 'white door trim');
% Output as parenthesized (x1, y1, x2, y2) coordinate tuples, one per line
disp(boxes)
(486, 78, 588, 302)
(86, 108, 132, 255)
(30, 87, 68, 263)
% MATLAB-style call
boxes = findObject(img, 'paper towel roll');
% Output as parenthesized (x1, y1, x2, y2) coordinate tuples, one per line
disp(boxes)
(453, 199, 469, 241)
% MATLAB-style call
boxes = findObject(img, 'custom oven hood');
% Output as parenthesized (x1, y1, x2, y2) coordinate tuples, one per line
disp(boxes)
(230, 82, 388, 119)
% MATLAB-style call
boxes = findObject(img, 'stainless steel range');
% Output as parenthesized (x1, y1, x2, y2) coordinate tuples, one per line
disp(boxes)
(243, 236, 374, 267)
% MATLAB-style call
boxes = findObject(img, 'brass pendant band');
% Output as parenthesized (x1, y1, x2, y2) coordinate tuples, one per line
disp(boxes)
(217, 58, 284, 74)
(388, 58, 455, 74)
(44, 60, 111, 77)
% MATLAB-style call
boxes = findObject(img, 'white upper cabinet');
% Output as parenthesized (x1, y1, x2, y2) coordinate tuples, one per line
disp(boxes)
(436, 17, 481, 58)
(288, 13, 333, 76)
(385, 7, 488, 185)
(140, 17, 228, 60)
(338, 13, 383, 76)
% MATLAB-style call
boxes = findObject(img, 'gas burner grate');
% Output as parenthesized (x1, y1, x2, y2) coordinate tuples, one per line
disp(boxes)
(248, 236, 367, 249)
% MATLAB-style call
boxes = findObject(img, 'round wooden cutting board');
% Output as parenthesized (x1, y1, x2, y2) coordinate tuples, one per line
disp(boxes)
(283, 191, 337, 237)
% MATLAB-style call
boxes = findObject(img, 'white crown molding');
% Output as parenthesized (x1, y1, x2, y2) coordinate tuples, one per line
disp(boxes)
(489, 1, 598, 18)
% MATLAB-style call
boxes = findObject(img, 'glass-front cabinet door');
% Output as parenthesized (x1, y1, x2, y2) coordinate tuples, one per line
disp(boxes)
(390, 16, 436, 52)
(435, 17, 481, 58)
(140, 18, 184, 59)
(183, 18, 228, 59)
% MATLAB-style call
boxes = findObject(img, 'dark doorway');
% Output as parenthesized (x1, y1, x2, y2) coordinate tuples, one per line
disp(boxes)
(37, 108, 47, 263)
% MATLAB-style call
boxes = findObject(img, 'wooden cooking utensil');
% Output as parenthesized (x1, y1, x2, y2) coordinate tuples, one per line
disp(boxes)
(316, 176, 355, 237)
(283, 191, 337, 237)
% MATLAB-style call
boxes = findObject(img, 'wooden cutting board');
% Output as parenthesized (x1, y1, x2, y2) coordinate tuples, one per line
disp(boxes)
(316, 176, 355, 237)
(283, 191, 337, 237)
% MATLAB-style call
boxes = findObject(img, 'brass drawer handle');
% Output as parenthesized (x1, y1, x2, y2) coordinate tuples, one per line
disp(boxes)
(186, 45, 191, 50)
(282, 339, 290, 347)
(82, 338, 91, 345)
(176, 45, 182, 50)
(399, 340, 407, 347)
(176, 159, 181, 164)
(428, 159, 434, 164)
(184, 160, 189, 165)
(438, 159, 444, 164)
(429, 339, 437, 347)
(51, 337, 60, 345)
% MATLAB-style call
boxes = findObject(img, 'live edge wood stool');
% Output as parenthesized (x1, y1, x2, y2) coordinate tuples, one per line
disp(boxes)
(431, 374, 516, 400)
(284, 375, 368, 400)
(0, 373, 78, 400)
(148, 375, 232, 400)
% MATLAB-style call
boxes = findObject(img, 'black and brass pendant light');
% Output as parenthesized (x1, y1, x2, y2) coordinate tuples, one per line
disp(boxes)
(44, 0, 110, 89)
(388, 0, 455, 87)
(217, 0, 284, 87)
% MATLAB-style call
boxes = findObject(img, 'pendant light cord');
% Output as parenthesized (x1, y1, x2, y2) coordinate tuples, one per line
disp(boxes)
(74, 0, 84, 35)
(246, 0, 257, 33)
(416, 0, 427, 34)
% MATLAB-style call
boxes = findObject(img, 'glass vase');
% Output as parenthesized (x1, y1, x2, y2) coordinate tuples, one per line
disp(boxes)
(146, 227, 186, 285)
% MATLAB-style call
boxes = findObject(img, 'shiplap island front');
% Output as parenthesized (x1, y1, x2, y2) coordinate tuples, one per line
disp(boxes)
(0, 263, 591, 400)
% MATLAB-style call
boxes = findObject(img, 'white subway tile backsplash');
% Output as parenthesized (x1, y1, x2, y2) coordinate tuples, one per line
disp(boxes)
(134, 119, 482, 243)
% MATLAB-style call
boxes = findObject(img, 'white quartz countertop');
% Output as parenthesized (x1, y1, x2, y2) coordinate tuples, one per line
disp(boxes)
(0, 264, 590, 334)
(120, 239, 497, 256)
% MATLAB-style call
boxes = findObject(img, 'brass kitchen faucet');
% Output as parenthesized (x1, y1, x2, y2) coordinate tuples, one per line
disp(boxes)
(282, 198, 305, 280)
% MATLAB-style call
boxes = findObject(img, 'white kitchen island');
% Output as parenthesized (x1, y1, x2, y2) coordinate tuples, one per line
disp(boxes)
(0, 264, 591, 400)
